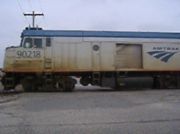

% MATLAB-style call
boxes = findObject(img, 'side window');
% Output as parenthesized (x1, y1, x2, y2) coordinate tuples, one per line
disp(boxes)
(34, 38, 43, 48)
(24, 38, 32, 48)
(46, 38, 51, 47)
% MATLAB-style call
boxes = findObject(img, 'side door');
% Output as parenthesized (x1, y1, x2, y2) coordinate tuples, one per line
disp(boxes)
(44, 37, 53, 71)
(116, 44, 142, 69)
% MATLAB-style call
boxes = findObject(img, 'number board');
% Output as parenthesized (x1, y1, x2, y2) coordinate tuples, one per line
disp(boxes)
(17, 51, 41, 58)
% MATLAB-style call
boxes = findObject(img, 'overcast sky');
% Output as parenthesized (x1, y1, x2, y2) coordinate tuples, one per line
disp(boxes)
(0, 0, 180, 67)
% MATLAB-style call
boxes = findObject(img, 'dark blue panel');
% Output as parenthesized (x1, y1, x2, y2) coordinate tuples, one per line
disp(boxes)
(22, 29, 180, 39)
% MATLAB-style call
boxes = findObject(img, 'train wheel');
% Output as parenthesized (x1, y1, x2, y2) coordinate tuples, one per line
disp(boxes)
(60, 85, 75, 92)
(32, 83, 40, 92)
(64, 88, 74, 92)
(154, 76, 164, 89)
(22, 77, 33, 92)
(113, 87, 121, 91)
(61, 85, 74, 92)
(164, 76, 178, 89)
(58, 77, 75, 92)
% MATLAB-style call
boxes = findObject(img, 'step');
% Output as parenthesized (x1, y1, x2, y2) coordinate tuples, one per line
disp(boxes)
(45, 60, 52, 63)
(45, 79, 52, 82)
(45, 67, 52, 69)
(6, 78, 13, 81)
(6, 85, 14, 88)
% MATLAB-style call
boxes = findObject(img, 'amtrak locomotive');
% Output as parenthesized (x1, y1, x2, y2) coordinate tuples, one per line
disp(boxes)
(1, 27, 180, 91)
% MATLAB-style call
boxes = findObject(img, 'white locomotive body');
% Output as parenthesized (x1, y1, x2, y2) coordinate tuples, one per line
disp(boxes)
(2, 27, 180, 91)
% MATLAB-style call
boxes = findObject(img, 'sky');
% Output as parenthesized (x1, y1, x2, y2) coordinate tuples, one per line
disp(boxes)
(0, 0, 180, 67)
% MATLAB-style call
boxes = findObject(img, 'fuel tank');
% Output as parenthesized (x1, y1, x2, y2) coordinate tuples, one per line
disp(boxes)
(117, 77, 153, 88)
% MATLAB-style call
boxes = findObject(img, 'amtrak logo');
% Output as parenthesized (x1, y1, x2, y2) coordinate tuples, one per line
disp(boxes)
(147, 51, 178, 62)
(147, 50, 179, 63)
(147, 47, 179, 62)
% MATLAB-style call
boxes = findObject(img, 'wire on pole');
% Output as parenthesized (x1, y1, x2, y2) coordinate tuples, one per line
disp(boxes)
(38, 0, 47, 27)
(28, 0, 33, 11)
(16, 0, 30, 25)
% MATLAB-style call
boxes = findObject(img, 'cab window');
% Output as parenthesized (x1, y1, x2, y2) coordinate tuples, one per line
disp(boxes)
(24, 38, 32, 48)
(46, 38, 51, 47)
(34, 38, 43, 48)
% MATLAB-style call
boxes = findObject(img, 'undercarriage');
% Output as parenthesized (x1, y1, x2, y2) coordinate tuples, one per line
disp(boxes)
(1, 71, 180, 92)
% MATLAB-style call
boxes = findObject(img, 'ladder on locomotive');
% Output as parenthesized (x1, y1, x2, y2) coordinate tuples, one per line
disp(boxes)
(44, 59, 52, 70)
(5, 73, 14, 90)
(44, 73, 53, 89)
(92, 72, 100, 86)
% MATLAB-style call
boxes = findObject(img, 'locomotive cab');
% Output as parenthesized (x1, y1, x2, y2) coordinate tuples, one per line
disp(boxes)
(4, 37, 45, 72)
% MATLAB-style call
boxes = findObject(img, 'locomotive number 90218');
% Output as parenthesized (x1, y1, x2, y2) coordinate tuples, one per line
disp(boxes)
(17, 51, 41, 58)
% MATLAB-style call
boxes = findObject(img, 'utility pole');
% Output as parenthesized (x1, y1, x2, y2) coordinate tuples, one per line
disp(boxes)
(24, 11, 44, 28)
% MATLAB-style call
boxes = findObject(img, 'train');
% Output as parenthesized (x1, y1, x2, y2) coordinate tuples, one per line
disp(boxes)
(1, 27, 180, 91)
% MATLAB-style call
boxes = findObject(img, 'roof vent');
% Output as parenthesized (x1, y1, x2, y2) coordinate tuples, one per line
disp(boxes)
(25, 27, 42, 30)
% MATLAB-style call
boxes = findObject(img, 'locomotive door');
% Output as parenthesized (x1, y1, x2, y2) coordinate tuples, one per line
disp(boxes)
(44, 38, 53, 70)
(92, 43, 100, 71)
(116, 44, 142, 69)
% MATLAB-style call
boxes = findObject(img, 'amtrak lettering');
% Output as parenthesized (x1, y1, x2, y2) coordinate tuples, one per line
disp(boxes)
(153, 47, 179, 51)
(147, 47, 179, 63)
